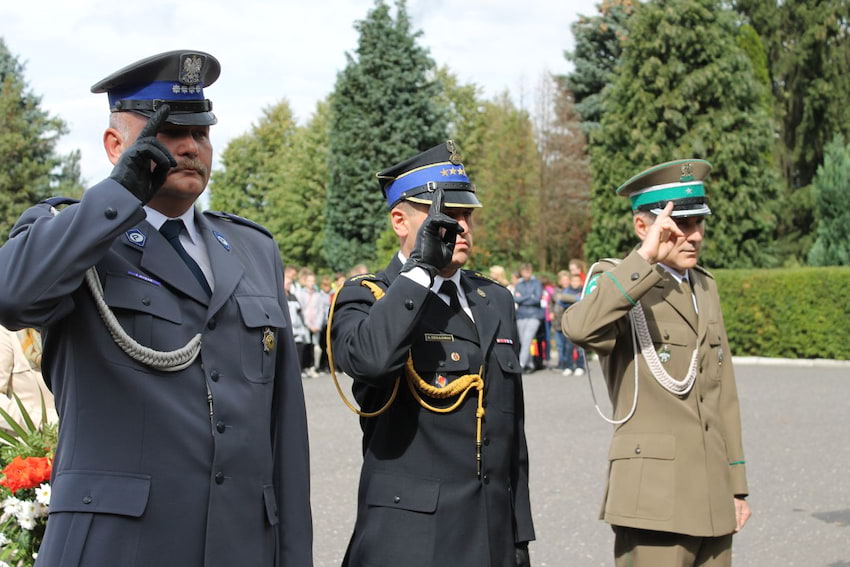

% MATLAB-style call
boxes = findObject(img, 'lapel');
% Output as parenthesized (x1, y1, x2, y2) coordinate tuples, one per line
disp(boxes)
(122, 219, 210, 305)
(692, 268, 711, 343)
(461, 273, 496, 351)
(197, 212, 244, 320)
(657, 272, 698, 334)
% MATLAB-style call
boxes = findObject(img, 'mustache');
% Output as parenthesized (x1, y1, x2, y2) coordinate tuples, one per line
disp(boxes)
(171, 158, 208, 177)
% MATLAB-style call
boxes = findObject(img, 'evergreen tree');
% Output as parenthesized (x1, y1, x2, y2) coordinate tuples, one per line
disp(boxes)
(808, 135, 850, 266)
(563, 0, 637, 134)
(326, 0, 447, 271)
(0, 38, 81, 243)
(266, 100, 331, 270)
(585, 0, 779, 269)
(209, 100, 299, 231)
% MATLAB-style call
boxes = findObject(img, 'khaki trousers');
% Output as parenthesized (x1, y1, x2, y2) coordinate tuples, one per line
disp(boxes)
(614, 526, 733, 567)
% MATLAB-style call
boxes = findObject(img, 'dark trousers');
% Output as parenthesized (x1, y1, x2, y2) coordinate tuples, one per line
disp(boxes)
(555, 330, 585, 370)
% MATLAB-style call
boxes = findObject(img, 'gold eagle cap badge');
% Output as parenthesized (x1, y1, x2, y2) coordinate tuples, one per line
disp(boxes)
(447, 140, 462, 165)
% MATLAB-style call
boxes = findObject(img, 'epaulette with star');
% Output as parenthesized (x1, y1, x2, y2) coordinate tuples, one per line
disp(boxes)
(204, 210, 272, 238)
(465, 269, 502, 286)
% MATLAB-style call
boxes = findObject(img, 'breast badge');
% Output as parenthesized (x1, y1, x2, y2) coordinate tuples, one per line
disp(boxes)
(262, 327, 275, 353)
(657, 344, 672, 363)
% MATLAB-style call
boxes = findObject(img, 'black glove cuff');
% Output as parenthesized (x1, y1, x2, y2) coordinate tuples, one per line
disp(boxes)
(400, 258, 438, 284)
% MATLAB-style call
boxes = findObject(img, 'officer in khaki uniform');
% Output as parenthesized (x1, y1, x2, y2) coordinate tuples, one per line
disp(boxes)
(563, 159, 750, 566)
(330, 142, 535, 567)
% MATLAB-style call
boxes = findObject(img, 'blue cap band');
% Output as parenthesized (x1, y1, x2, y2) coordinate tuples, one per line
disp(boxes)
(384, 161, 470, 206)
(108, 80, 206, 108)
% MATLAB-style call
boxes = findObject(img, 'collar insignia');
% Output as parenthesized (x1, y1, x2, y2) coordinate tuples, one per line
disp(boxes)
(125, 228, 147, 248)
(213, 231, 231, 251)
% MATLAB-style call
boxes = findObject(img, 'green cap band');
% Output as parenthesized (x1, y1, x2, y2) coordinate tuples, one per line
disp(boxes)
(629, 182, 705, 211)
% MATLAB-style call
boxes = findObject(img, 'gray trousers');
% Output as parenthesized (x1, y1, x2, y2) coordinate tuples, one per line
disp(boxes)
(516, 317, 541, 370)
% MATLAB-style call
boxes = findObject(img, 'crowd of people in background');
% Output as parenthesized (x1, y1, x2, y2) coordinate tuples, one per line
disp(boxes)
(286, 258, 592, 380)
(489, 259, 589, 376)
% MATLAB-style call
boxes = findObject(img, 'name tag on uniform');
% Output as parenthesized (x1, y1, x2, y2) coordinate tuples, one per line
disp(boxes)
(425, 333, 454, 342)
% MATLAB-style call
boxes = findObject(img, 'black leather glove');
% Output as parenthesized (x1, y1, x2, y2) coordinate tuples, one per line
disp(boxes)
(401, 187, 462, 281)
(109, 104, 177, 204)
(515, 542, 530, 567)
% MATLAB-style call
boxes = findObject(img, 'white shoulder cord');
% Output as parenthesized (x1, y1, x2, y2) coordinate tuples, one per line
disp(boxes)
(52, 206, 202, 371)
(582, 262, 697, 426)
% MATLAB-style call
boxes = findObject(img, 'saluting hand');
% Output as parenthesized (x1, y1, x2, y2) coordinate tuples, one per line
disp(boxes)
(109, 104, 177, 204)
(637, 201, 685, 265)
(402, 187, 462, 280)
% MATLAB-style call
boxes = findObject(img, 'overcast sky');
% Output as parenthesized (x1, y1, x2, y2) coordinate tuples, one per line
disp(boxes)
(2, 0, 598, 186)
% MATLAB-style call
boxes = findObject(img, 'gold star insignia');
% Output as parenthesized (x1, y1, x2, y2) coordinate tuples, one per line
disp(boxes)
(457, 168, 465, 176)
(449, 167, 458, 175)
(441, 168, 450, 176)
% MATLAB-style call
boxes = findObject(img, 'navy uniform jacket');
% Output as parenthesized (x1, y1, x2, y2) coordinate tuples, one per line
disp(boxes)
(330, 256, 535, 567)
(0, 180, 312, 567)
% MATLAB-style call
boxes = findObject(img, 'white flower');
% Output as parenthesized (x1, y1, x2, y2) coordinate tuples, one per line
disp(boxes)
(15, 500, 38, 530)
(0, 560, 10, 567)
(1, 497, 22, 523)
(0, 531, 9, 545)
(35, 483, 51, 506)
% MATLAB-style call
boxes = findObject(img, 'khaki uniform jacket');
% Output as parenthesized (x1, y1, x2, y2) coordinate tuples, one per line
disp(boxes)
(0, 325, 58, 430)
(563, 251, 748, 537)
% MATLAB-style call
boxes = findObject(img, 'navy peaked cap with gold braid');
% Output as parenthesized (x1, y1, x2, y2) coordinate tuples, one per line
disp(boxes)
(377, 141, 482, 209)
(91, 50, 220, 126)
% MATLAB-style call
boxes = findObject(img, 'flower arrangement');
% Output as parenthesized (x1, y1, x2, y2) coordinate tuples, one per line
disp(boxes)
(0, 396, 57, 567)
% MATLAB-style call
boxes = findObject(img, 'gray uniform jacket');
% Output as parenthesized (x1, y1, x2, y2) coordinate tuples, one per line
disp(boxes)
(0, 180, 312, 567)
(330, 256, 535, 567)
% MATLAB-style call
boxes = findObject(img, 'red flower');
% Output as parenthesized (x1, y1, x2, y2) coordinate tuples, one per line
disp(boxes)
(0, 456, 53, 494)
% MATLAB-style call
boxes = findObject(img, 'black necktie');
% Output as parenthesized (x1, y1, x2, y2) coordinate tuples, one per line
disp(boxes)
(160, 219, 212, 296)
(439, 280, 464, 316)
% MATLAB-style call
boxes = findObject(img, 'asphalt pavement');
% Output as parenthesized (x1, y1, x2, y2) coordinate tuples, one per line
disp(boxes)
(304, 360, 850, 566)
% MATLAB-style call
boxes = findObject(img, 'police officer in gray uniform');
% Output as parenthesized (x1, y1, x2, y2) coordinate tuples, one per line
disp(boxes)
(0, 50, 312, 566)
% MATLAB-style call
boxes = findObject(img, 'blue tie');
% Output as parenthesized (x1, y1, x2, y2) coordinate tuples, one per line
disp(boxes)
(159, 219, 212, 296)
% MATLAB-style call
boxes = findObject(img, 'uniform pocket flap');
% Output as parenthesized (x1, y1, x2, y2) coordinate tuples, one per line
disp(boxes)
(412, 342, 470, 373)
(104, 272, 182, 324)
(644, 318, 692, 346)
(608, 434, 675, 461)
(262, 484, 279, 526)
(49, 470, 151, 517)
(365, 472, 440, 513)
(707, 322, 723, 346)
(236, 295, 288, 329)
(493, 344, 521, 373)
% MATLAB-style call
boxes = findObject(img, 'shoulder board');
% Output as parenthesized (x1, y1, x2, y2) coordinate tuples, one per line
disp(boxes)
(204, 210, 272, 238)
(584, 258, 622, 296)
(465, 270, 502, 286)
(40, 197, 80, 208)
(348, 273, 378, 282)
(692, 264, 714, 279)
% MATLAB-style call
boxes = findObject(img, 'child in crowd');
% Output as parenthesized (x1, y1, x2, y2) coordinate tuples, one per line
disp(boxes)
(554, 272, 586, 376)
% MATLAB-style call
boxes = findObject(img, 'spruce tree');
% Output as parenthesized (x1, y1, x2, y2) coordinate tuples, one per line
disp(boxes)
(807, 135, 850, 266)
(585, 0, 779, 269)
(326, 0, 447, 271)
(563, 0, 637, 134)
(0, 38, 81, 242)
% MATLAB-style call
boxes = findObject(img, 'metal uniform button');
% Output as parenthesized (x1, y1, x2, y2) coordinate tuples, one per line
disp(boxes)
(483, 474, 490, 484)
(210, 370, 220, 382)
(483, 437, 490, 446)
(215, 472, 225, 484)
(404, 299, 415, 310)
(631, 272, 640, 281)
(635, 446, 641, 455)
(104, 207, 117, 219)
(705, 423, 710, 431)
(700, 395, 705, 403)
(82, 495, 93, 504)
(141, 297, 151, 306)
(438, 361, 445, 367)
(393, 496, 400, 504)
(216, 421, 226, 433)
(207, 318, 217, 330)
(507, 361, 514, 369)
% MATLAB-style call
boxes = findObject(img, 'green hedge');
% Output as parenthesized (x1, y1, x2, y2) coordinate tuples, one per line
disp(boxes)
(714, 267, 850, 360)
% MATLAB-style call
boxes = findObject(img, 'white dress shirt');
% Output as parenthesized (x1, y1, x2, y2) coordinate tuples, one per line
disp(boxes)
(145, 206, 215, 292)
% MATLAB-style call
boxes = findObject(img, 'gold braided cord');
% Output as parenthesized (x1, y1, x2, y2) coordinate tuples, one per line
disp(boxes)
(327, 279, 485, 421)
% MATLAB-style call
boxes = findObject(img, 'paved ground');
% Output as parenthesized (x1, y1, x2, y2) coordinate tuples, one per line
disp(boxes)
(304, 360, 850, 566)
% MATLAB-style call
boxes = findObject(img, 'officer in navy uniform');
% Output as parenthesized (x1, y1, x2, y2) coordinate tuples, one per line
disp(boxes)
(0, 51, 312, 566)
(330, 142, 535, 567)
